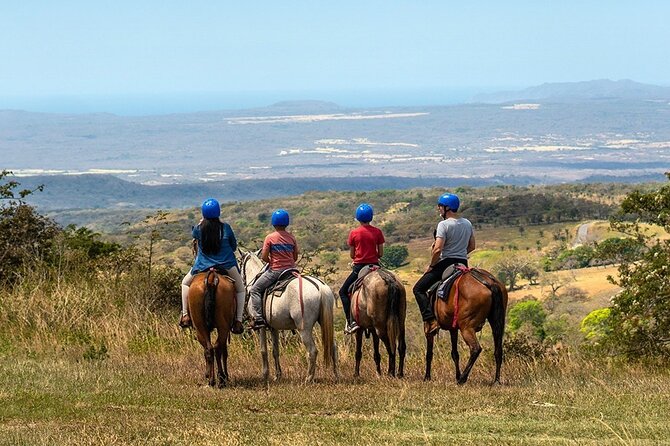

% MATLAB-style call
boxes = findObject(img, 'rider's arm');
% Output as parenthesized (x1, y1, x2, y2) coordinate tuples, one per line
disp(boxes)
(428, 237, 444, 270)
(377, 243, 384, 259)
(293, 241, 299, 261)
(227, 224, 238, 251)
(261, 241, 271, 263)
(467, 233, 476, 253)
(349, 246, 356, 259)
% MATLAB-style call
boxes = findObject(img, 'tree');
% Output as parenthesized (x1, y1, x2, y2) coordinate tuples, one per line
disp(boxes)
(381, 244, 409, 269)
(594, 237, 645, 265)
(0, 171, 58, 284)
(603, 173, 670, 359)
(494, 254, 535, 291)
(508, 299, 547, 340)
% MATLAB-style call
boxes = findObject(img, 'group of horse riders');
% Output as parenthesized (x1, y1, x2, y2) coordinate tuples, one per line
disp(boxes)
(178, 191, 474, 337)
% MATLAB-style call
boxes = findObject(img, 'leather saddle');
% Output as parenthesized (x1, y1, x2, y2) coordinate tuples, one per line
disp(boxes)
(348, 265, 380, 295)
(428, 263, 468, 302)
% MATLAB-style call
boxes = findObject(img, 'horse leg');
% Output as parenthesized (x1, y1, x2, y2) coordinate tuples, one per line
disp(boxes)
(204, 344, 215, 387)
(194, 329, 215, 386)
(372, 332, 382, 376)
(397, 324, 406, 378)
(381, 334, 396, 377)
(299, 328, 318, 383)
(458, 327, 482, 385)
(450, 329, 461, 382)
(424, 333, 435, 381)
(215, 335, 227, 388)
(354, 330, 363, 378)
(271, 328, 282, 381)
(258, 328, 270, 382)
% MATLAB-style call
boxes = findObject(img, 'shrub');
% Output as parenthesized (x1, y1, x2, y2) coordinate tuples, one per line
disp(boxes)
(381, 244, 409, 268)
(508, 299, 547, 340)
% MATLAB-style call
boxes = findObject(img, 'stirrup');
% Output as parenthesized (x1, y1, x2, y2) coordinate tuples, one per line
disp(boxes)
(251, 317, 267, 330)
(179, 314, 192, 329)
(231, 320, 244, 334)
(344, 321, 359, 335)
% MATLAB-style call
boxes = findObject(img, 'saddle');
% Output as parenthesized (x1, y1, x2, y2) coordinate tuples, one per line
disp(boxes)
(264, 268, 300, 299)
(347, 265, 380, 296)
(428, 263, 468, 303)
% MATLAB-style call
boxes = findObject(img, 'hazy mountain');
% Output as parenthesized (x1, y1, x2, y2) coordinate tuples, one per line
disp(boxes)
(472, 79, 670, 103)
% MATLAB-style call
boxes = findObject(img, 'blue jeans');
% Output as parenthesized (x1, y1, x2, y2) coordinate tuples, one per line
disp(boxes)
(249, 269, 283, 318)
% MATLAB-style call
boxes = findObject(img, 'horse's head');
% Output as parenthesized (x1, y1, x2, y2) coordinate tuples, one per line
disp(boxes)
(239, 248, 265, 286)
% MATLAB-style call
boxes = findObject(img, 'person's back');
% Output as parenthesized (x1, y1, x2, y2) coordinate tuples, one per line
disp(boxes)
(264, 228, 298, 271)
(436, 217, 473, 261)
(248, 209, 299, 329)
(413, 193, 475, 336)
(340, 203, 385, 334)
(180, 198, 245, 334)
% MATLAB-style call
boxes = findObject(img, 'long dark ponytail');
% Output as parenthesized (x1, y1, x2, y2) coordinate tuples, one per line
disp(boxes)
(200, 218, 223, 255)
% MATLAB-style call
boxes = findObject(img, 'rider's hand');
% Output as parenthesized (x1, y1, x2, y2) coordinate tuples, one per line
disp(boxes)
(425, 265, 433, 273)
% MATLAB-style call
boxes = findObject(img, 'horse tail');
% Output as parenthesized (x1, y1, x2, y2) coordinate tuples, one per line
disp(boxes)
(318, 285, 335, 368)
(488, 282, 506, 346)
(380, 270, 401, 351)
(204, 271, 217, 332)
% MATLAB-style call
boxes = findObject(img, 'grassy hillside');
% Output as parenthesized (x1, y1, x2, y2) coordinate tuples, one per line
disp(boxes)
(3, 182, 670, 444)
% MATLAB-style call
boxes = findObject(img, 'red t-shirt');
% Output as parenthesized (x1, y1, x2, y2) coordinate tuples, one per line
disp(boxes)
(348, 224, 385, 264)
(263, 230, 298, 270)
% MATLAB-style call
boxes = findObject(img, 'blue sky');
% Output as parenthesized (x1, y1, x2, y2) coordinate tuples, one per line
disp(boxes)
(1, 1, 669, 112)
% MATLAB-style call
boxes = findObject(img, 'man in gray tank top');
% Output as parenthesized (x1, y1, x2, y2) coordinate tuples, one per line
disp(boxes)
(413, 192, 475, 336)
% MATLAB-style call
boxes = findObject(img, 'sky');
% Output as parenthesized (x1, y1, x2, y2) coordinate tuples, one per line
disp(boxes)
(1, 0, 669, 113)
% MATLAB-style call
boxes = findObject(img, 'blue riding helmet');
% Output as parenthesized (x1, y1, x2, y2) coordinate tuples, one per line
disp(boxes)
(201, 198, 221, 219)
(437, 193, 460, 212)
(355, 203, 374, 223)
(271, 209, 290, 226)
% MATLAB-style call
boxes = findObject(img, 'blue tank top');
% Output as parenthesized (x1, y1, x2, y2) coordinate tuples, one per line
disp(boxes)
(191, 222, 238, 273)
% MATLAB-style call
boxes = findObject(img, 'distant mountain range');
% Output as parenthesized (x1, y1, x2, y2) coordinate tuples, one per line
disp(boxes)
(472, 79, 670, 103)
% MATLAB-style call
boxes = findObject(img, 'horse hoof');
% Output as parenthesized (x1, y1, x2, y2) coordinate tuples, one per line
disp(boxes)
(457, 378, 468, 386)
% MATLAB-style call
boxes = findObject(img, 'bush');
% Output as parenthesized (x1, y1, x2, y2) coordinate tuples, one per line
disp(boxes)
(381, 244, 409, 268)
(508, 299, 547, 340)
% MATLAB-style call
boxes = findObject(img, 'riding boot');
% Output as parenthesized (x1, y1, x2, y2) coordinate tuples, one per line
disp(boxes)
(413, 288, 436, 322)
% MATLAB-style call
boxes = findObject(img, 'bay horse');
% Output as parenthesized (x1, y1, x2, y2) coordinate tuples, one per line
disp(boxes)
(424, 267, 508, 385)
(188, 269, 237, 388)
(240, 250, 338, 383)
(350, 268, 407, 377)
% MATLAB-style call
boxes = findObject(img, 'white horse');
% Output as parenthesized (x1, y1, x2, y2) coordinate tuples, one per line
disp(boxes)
(239, 250, 338, 383)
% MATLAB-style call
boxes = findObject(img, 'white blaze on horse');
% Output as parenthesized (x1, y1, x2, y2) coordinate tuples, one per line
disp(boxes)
(239, 250, 339, 383)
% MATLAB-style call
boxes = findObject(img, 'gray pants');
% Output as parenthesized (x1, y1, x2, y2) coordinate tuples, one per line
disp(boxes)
(249, 269, 283, 318)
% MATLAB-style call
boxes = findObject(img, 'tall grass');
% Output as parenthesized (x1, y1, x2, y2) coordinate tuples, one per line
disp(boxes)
(2, 267, 670, 445)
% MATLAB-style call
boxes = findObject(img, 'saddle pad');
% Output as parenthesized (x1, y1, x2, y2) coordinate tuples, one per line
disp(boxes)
(348, 265, 380, 295)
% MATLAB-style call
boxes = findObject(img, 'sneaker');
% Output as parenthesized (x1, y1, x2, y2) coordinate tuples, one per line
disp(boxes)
(251, 317, 267, 330)
(179, 314, 192, 329)
(344, 320, 360, 335)
(231, 320, 244, 334)
(423, 319, 440, 336)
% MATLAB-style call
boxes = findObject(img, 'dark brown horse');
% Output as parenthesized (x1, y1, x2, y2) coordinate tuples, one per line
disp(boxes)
(424, 268, 508, 385)
(188, 269, 237, 387)
(351, 269, 407, 377)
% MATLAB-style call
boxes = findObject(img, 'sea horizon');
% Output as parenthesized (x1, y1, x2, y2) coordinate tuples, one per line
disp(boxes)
(0, 86, 510, 116)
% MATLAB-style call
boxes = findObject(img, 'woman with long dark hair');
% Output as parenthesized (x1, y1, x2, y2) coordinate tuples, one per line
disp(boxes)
(179, 198, 245, 334)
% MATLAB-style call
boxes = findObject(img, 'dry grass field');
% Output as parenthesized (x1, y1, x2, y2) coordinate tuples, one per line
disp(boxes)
(2, 214, 669, 445)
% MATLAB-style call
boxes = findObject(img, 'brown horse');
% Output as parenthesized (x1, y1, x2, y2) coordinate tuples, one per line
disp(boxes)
(188, 269, 237, 387)
(424, 268, 508, 385)
(351, 269, 407, 377)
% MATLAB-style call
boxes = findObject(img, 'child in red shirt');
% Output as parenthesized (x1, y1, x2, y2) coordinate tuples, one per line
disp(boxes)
(339, 203, 385, 334)
(248, 209, 299, 329)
